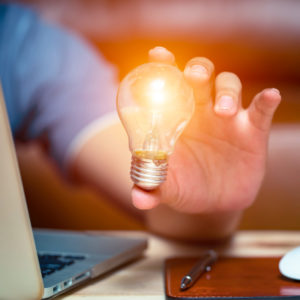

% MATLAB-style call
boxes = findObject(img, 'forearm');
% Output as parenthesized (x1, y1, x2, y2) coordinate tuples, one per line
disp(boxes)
(68, 118, 142, 219)
(70, 119, 243, 241)
(70, 118, 299, 241)
(145, 204, 242, 242)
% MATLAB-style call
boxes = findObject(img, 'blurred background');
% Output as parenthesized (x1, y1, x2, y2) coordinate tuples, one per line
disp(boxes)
(7, 0, 300, 232)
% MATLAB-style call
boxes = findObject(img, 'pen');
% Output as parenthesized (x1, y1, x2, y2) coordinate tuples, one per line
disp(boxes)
(180, 250, 218, 291)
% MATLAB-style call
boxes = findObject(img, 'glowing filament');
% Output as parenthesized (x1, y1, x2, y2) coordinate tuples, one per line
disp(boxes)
(149, 79, 165, 104)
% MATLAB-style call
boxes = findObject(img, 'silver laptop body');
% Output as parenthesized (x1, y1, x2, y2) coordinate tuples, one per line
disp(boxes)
(0, 86, 147, 299)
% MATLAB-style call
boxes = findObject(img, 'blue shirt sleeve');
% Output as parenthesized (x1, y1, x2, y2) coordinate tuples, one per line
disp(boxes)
(0, 4, 117, 167)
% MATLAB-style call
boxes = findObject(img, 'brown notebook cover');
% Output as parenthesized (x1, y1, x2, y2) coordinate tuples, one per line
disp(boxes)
(165, 256, 300, 299)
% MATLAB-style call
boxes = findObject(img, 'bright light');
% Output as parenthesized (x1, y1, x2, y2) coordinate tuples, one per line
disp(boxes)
(117, 62, 194, 190)
(149, 79, 165, 104)
(150, 79, 165, 90)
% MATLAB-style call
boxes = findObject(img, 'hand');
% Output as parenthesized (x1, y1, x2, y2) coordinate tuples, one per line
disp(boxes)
(132, 46, 281, 214)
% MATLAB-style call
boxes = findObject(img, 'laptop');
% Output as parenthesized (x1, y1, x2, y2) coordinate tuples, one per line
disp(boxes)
(0, 86, 147, 299)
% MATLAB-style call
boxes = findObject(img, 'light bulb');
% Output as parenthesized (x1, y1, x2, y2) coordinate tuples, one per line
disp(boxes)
(117, 62, 194, 190)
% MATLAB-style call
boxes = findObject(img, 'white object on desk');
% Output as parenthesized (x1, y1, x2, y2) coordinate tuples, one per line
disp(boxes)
(279, 246, 300, 280)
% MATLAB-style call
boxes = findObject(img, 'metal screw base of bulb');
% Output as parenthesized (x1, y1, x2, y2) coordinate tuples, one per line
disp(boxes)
(130, 155, 168, 190)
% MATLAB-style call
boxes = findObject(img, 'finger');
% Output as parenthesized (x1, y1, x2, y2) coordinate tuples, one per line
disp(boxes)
(183, 57, 215, 105)
(148, 46, 175, 65)
(131, 186, 160, 210)
(248, 88, 281, 131)
(214, 72, 242, 117)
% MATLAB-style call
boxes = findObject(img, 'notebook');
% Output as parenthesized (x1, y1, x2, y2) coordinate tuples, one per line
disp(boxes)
(165, 256, 300, 299)
(0, 85, 147, 299)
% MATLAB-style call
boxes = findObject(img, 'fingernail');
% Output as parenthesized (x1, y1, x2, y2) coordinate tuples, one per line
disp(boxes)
(153, 46, 165, 52)
(271, 88, 280, 95)
(190, 64, 208, 75)
(149, 46, 165, 56)
(216, 95, 234, 111)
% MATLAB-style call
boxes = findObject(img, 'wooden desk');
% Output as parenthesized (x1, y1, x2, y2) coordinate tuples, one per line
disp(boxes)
(59, 231, 300, 300)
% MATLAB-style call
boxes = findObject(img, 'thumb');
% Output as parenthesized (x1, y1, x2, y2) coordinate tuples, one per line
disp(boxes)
(131, 186, 161, 210)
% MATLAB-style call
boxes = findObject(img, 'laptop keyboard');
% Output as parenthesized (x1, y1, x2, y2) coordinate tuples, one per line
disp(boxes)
(38, 253, 86, 278)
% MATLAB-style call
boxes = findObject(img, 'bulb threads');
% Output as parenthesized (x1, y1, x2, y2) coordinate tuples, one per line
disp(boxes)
(130, 153, 168, 190)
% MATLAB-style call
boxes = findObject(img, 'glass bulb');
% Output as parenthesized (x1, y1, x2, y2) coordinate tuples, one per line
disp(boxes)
(117, 62, 194, 190)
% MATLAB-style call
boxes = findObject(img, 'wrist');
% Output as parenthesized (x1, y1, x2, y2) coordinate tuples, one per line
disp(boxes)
(145, 204, 243, 242)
